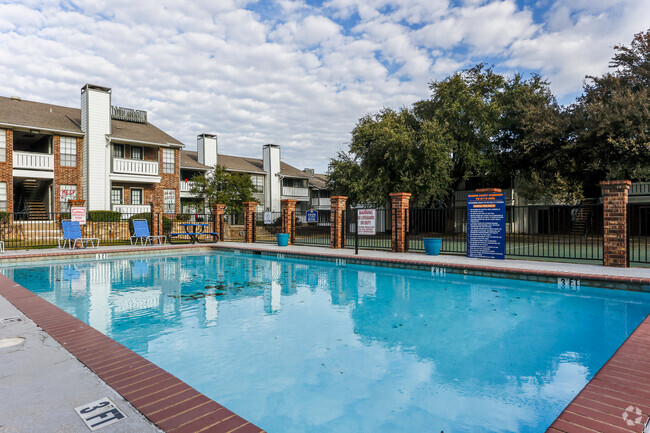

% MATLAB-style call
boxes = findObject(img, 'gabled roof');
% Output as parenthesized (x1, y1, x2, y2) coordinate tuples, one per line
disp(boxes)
(181, 150, 312, 178)
(0, 95, 184, 147)
(110, 119, 183, 147)
(309, 173, 328, 189)
(0, 96, 82, 134)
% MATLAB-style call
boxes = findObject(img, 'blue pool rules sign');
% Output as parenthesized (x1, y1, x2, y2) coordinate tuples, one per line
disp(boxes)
(467, 190, 506, 259)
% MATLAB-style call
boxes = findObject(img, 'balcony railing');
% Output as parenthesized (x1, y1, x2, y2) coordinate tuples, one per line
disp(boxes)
(630, 182, 650, 196)
(180, 181, 197, 192)
(311, 198, 331, 207)
(112, 204, 151, 216)
(113, 158, 159, 176)
(282, 187, 309, 197)
(14, 151, 54, 171)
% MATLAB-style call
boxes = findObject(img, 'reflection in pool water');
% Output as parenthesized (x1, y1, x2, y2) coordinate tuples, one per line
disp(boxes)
(5, 252, 650, 433)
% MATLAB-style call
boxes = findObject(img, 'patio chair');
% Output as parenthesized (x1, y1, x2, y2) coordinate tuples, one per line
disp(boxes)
(58, 220, 100, 249)
(131, 219, 166, 246)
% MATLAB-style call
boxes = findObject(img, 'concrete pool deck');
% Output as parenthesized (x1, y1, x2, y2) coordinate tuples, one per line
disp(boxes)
(1, 242, 650, 432)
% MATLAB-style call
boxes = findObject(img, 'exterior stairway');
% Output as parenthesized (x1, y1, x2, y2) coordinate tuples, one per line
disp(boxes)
(23, 179, 48, 221)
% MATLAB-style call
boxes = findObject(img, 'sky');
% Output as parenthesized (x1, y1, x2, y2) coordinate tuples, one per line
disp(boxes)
(0, 1, 648, 172)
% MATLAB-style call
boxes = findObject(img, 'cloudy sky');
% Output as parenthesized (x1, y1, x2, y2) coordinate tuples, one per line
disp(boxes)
(0, 0, 647, 172)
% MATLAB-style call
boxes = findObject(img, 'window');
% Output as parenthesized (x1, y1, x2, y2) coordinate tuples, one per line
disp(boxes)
(59, 185, 77, 212)
(60, 136, 77, 167)
(130, 188, 143, 205)
(163, 189, 175, 213)
(113, 144, 124, 158)
(162, 148, 175, 174)
(111, 187, 123, 205)
(0, 129, 5, 163)
(283, 178, 308, 188)
(131, 146, 143, 160)
(250, 174, 264, 193)
(0, 182, 6, 211)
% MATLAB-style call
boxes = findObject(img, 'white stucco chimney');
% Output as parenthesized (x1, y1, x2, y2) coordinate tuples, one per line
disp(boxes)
(263, 144, 281, 212)
(197, 133, 218, 168)
(81, 84, 111, 210)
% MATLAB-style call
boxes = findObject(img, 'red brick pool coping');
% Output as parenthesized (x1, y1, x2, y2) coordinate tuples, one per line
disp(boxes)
(0, 271, 264, 433)
(3, 243, 650, 432)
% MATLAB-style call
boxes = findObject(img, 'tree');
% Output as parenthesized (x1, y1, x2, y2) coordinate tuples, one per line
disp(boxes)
(571, 29, 650, 195)
(328, 108, 453, 207)
(189, 165, 257, 213)
(414, 64, 506, 191)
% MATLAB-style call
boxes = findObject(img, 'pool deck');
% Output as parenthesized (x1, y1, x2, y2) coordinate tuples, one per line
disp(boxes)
(1, 242, 650, 432)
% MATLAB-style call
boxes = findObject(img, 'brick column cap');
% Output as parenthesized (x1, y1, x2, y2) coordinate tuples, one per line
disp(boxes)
(475, 188, 502, 193)
(600, 180, 632, 186)
(331, 195, 348, 200)
(389, 192, 412, 198)
(212, 203, 227, 211)
(281, 199, 298, 205)
(69, 199, 86, 207)
(150, 201, 161, 211)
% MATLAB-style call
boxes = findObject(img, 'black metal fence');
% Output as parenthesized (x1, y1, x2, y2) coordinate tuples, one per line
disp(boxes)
(255, 211, 283, 243)
(1, 210, 156, 249)
(628, 204, 650, 264)
(343, 208, 392, 251)
(292, 210, 331, 246)
(163, 213, 217, 243)
(408, 204, 604, 261)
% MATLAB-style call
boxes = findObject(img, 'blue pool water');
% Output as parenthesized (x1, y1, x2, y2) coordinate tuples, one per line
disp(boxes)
(5, 251, 650, 432)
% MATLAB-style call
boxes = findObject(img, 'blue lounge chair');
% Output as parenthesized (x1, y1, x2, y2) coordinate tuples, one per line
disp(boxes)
(130, 219, 166, 246)
(58, 220, 99, 249)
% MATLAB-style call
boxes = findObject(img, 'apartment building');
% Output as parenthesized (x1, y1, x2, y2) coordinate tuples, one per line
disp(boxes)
(0, 84, 329, 219)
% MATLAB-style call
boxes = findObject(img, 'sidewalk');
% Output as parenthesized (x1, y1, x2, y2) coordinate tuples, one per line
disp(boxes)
(0, 295, 161, 433)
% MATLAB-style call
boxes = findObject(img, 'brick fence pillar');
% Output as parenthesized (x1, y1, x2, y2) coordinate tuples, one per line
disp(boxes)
(212, 204, 226, 240)
(281, 199, 297, 245)
(600, 180, 631, 267)
(330, 196, 348, 249)
(150, 201, 163, 243)
(243, 201, 257, 243)
(390, 192, 411, 253)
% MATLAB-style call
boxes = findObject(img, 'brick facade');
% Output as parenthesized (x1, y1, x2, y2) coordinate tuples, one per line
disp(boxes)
(243, 201, 257, 243)
(152, 147, 180, 214)
(601, 180, 631, 267)
(281, 199, 297, 245)
(329, 196, 347, 249)
(53, 135, 83, 213)
(390, 192, 411, 253)
(0, 129, 13, 213)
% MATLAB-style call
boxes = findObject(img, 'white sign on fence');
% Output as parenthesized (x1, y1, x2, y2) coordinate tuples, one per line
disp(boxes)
(71, 207, 87, 225)
(357, 209, 376, 235)
(264, 211, 272, 225)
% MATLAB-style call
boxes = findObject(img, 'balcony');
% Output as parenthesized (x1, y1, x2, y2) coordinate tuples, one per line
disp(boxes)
(13, 151, 54, 171)
(282, 187, 309, 197)
(180, 180, 197, 193)
(112, 204, 151, 216)
(311, 198, 331, 207)
(112, 158, 159, 176)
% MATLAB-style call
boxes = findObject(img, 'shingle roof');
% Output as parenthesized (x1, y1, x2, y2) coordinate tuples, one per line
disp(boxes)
(111, 119, 183, 147)
(180, 150, 312, 179)
(309, 173, 328, 189)
(0, 96, 82, 134)
(0, 95, 184, 146)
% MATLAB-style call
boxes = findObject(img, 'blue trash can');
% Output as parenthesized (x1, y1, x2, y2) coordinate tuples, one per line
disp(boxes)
(423, 238, 442, 255)
(276, 233, 290, 246)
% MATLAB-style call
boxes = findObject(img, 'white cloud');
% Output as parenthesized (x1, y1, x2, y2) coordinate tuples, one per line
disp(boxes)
(0, 0, 646, 170)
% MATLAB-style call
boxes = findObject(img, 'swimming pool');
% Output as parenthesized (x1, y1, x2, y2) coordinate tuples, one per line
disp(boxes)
(4, 251, 650, 432)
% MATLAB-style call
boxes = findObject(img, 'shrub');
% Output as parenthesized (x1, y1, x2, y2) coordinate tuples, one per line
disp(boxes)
(88, 210, 122, 222)
(128, 212, 173, 235)
(0, 212, 10, 224)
